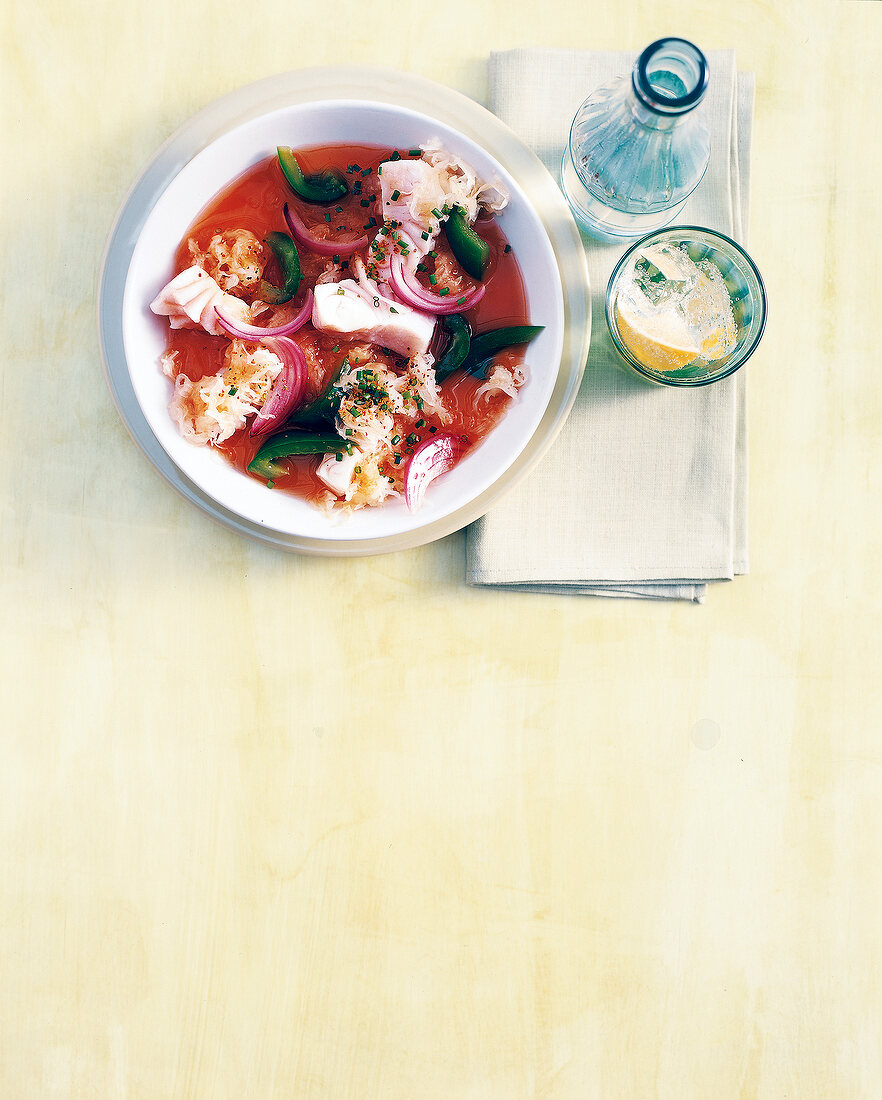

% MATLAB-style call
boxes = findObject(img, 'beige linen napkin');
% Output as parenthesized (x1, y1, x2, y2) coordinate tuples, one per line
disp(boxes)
(466, 49, 754, 602)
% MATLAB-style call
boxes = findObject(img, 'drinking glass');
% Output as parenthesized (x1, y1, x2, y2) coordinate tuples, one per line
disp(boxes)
(605, 226, 767, 386)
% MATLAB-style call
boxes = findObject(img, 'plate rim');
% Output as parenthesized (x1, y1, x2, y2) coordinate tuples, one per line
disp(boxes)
(97, 65, 591, 556)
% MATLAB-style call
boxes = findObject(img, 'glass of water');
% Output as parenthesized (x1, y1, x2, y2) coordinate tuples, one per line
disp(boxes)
(605, 226, 767, 386)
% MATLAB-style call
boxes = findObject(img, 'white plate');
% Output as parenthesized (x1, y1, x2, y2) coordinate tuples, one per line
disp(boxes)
(98, 67, 590, 555)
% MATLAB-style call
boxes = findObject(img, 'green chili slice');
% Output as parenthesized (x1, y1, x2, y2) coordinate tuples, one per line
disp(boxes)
(288, 359, 348, 428)
(277, 147, 348, 204)
(462, 325, 545, 376)
(247, 432, 352, 481)
(444, 206, 490, 281)
(257, 231, 301, 304)
(434, 315, 472, 382)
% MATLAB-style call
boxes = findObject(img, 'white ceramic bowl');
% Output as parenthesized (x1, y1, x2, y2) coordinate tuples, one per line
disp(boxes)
(100, 69, 590, 554)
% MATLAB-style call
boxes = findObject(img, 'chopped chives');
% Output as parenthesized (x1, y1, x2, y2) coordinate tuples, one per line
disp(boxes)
(335, 453, 343, 461)
(390, 151, 400, 161)
(420, 231, 429, 240)
(228, 386, 237, 395)
(332, 344, 340, 352)
(324, 212, 331, 222)
(360, 198, 370, 207)
(504, 244, 512, 253)
(389, 306, 399, 314)
(429, 250, 438, 258)
(391, 434, 401, 445)
(431, 208, 443, 219)
(416, 262, 427, 272)
(415, 418, 425, 428)
(457, 296, 465, 305)
(439, 287, 450, 296)
(336, 206, 343, 213)
(333, 254, 340, 264)
(391, 189, 401, 201)
(408, 148, 421, 156)
(429, 274, 437, 286)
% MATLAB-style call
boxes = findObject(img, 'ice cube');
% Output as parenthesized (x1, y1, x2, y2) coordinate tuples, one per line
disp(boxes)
(633, 244, 697, 306)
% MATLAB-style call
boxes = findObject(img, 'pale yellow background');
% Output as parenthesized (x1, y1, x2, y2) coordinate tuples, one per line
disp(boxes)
(2, 1, 880, 1097)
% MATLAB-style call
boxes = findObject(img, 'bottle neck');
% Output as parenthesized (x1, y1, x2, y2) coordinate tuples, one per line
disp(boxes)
(626, 87, 682, 131)
(629, 37, 708, 127)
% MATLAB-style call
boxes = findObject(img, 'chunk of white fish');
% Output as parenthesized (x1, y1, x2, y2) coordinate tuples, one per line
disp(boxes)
(150, 265, 252, 336)
(378, 159, 444, 260)
(316, 449, 361, 497)
(312, 280, 435, 357)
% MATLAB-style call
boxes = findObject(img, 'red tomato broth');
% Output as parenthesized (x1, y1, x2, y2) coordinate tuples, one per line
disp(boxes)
(163, 142, 531, 504)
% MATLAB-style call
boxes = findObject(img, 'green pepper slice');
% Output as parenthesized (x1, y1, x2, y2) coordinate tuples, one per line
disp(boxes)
(257, 231, 301, 304)
(277, 147, 348, 204)
(247, 432, 352, 481)
(434, 315, 472, 382)
(462, 325, 545, 376)
(288, 359, 348, 428)
(444, 206, 490, 280)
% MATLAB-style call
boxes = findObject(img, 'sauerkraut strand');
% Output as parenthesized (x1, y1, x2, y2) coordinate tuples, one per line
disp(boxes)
(169, 341, 284, 445)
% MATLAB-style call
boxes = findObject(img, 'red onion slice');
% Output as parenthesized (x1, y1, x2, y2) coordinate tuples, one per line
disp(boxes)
(250, 337, 308, 438)
(389, 253, 485, 316)
(215, 289, 313, 340)
(404, 433, 469, 512)
(283, 202, 367, 257)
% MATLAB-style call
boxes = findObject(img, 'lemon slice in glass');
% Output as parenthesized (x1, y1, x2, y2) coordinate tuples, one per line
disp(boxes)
(614, 299, 700, 372)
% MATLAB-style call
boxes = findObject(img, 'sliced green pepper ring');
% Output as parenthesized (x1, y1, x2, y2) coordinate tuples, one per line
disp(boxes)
(258, 231, 301, 304)
(444, 206, 490, 281)
(462, 325, 545, 376)
(434, 315, 471, 382)
(277, 147, 348, 204)
(247, 431, 352, 481)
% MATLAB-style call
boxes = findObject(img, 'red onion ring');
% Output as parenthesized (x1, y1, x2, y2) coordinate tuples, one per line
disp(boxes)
(283, 202, 367, 257)
(249, 337, 308, 438)
(214, 289, 313, 340)
(404, 433, 469, 512)
(388, 253, 485, 316)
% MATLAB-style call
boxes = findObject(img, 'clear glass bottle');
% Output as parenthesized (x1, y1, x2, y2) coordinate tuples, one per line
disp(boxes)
(560, 38, 711, 239)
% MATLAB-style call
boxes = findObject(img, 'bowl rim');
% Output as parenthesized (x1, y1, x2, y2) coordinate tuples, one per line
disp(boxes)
(98, 66, 591, 554)
(604, 224, 767, 388)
